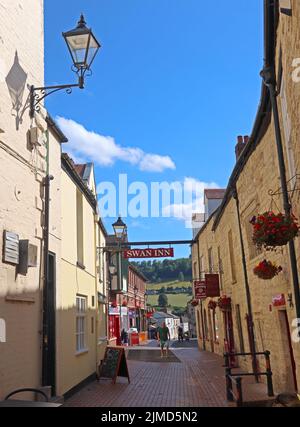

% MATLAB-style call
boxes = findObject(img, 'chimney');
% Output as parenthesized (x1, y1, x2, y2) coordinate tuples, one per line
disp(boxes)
(235, 135, 249, 160)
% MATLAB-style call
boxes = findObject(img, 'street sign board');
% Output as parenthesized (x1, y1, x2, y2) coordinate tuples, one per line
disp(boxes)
(123, 248, 174, 259)
(194, 280, 207, 299)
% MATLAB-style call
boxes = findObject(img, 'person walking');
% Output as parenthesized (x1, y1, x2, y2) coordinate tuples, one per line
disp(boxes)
(178, 325, 184, 342)
(157, 322, 171, 358)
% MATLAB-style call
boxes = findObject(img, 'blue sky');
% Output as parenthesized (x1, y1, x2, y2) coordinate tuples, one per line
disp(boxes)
(44, 0, 263, 258)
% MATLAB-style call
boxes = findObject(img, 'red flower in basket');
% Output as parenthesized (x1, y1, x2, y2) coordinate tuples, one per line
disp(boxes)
(253, 259, 282, 280)
(191, 299, 199, 307)
(218, 296, 231, 311)
(122, 300, 128, 307)
(111, 301, 117, 308)
(250, 211, 299, 250)
(208, 300, 217, 310)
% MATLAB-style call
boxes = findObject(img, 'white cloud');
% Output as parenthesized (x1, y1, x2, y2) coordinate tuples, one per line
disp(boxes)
(56, 116, 176, 173)
(139, 154, 175, 172)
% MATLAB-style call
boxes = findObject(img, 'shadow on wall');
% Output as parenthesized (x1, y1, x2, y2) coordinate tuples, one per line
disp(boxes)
(0, 285, 106, 399)
(5, 51, 28, 131)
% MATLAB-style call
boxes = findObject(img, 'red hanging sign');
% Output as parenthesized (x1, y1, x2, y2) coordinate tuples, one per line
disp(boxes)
(205, 274, 220, 297)
(193, 280, 207, 299)
(123, 248, 174, 259)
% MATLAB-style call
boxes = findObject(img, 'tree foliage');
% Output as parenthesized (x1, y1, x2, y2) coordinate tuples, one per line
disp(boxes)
(132, 257, 192, 283)
(158, 293, 168, 307)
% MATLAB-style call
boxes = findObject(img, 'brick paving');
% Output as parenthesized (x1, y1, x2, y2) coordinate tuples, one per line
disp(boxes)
(64, 344, 273, 407)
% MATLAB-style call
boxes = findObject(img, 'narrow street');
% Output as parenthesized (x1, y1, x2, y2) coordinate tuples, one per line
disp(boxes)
(64, 341, 271, 407)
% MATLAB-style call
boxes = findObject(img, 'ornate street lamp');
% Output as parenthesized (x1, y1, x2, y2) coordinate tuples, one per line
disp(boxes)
(112, 216, 127, 241)
(29, 14, 101, 118)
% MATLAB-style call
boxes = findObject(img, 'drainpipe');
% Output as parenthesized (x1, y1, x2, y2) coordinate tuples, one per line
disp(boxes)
(260, 66, 300, 324)
(232, 187, 259, 381)
(196, 239, 206, 351)
(42, 173, 54, 388)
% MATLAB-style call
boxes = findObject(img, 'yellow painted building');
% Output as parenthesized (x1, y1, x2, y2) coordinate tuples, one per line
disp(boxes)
(192, 0, 300, 393)
(57, 154, 107, 396)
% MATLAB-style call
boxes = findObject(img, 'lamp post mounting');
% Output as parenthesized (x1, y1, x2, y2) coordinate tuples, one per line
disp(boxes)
(29, 14, 101, 118)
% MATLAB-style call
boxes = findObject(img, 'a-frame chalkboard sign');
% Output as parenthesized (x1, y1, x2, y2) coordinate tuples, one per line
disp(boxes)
(97, 346, 130, 384)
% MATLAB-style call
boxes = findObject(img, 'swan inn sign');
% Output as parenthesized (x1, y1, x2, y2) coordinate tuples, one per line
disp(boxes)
(123, 248, 174, 259)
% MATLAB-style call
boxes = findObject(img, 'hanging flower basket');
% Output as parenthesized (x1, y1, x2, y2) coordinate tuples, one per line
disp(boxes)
(218, 296, 231, 311)
(250, 211, 299, 250)
(122, 300, 128, 307)
(253, 259, 282, 280)
(208, 300, 217, 310)
(111, 301, 117, 308)
(191, 299, 199, 307)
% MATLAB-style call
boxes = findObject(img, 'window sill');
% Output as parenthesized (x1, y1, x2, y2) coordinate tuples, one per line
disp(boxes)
(75, 348, 89, 356)
(77, 261, 86, 270)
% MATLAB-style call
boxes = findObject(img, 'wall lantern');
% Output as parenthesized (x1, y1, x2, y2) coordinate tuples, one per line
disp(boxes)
(112, 216, 127, 241)
(29, 14, 101, 118)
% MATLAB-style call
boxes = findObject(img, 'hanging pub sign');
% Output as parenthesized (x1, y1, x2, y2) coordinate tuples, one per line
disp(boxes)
(193, 280, 207, 299)
(205, 274, 220, 298)
(123, 248, 174, 259)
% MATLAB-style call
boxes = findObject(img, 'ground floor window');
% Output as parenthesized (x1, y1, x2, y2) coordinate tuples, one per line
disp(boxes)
(76, 295, 87, 352)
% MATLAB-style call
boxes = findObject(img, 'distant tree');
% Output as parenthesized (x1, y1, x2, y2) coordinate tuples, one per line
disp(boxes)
(178, 272, 185, 282)
(158, 293, 168, 307)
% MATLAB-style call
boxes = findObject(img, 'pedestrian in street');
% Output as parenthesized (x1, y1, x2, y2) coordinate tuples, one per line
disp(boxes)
(157, 322, 171, 358)
(178, 325, 184, 342)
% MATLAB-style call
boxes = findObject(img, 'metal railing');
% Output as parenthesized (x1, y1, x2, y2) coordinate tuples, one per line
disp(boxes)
(224, 351, 274, 406)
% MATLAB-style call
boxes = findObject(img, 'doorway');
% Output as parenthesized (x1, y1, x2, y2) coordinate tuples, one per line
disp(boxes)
(278, 310, 298, 391)
(43, 252, 56, 395)
(223, 310, 236, 366)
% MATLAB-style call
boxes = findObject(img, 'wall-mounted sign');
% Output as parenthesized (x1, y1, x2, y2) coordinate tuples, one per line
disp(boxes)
(272, 294, 286, 307)
(205, 274, 220, 297)
(123, 248, 174, 259)
(194, 280, 207, 299)
(3, 231, 19, 265)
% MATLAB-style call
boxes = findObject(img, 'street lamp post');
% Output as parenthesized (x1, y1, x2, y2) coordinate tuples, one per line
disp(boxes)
(112, 217, 128, 345)
(29, 14, 101, 118)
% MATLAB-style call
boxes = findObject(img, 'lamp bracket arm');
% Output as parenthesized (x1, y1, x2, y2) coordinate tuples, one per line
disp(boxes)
(29, 82, 81, 118)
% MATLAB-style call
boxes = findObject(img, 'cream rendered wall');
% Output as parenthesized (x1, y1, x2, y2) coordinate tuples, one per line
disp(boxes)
(58, 169, 99, 395)
(0, 0, 45, 399)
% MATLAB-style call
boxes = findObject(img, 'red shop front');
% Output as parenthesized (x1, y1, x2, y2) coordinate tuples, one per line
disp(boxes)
(109, 305, 121, 344)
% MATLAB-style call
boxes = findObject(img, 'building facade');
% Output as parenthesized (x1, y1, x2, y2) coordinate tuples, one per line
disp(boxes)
(192, 0, 300, 393)
(0, 0, 47, 399)
(58, 154, 107, 396)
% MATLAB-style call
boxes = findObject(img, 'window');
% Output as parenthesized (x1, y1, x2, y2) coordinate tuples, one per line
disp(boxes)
(279, 0, 292, 15)
(217, 246, 223, 291)
(244, 207, 262, 260)
(76, 295, 87, 352)
(199, 256, 205, 280)
(76, 190, 84, 267)
(208, 248, 213, 273)
(228, 230, 236, 283)
(236, 305, 245, 353)
(193, 261, 198, 279)
(280, 75, 296, 184)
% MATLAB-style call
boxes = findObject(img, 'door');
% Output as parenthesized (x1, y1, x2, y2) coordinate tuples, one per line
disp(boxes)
(223, 310, 236, 366)
(43, 252, 56, 395)
(278, 310, 298, 391)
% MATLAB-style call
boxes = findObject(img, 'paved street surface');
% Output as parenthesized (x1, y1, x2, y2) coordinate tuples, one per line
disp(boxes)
(64, 341, 272, 407)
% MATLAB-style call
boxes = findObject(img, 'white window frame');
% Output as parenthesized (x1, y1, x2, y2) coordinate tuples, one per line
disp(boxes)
(76, 295, 88, 354)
